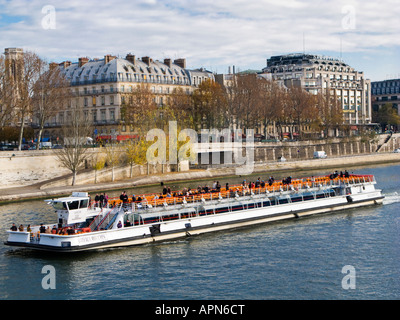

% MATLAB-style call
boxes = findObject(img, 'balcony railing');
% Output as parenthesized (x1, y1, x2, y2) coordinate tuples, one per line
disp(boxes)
(71, 76, 190, 87)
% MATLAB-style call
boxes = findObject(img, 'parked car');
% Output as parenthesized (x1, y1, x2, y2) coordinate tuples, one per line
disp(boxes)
(0, 144, 15, 151)
(393, 148, 400, 153)
(314, 151, 327, 159)
(278, 156, 286, 162)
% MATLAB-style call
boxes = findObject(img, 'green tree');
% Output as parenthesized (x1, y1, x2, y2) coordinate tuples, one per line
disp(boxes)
(373, 103, 400, 131)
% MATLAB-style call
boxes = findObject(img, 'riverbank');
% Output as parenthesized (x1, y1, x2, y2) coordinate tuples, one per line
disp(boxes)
(1, 152, 399, 204)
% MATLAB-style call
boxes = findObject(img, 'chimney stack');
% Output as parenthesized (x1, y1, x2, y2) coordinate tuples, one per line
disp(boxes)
(164, 58, 172, 68)
(104, 54, 116, 65)
(142, 56, 152, 65)
(59, 61, 72, 69)
(174, 58, 186, 69)
(78, 57, 89, 67)
(126, 53, 136, 65)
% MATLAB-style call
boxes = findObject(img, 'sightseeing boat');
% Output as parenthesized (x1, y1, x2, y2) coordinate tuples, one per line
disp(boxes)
(5, 174, 384, 253)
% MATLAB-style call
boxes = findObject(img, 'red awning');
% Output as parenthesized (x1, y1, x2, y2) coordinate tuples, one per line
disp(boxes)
(97, 134, 139, 141)
(350, 126, 358, 130)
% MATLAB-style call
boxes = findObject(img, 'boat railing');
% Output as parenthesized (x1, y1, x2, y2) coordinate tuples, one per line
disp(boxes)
(90, 203, 122, 231)
(103, 174, 375, 211)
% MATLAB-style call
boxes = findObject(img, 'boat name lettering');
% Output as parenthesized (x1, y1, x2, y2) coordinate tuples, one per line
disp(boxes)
(78, 234, 107, 243)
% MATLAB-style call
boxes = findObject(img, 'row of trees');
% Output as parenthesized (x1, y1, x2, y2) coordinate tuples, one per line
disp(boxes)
(120, 75, 345, 141)
(0, 51, 69, 149)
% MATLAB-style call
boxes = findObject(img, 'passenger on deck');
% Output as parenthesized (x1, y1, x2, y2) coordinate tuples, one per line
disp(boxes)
(18, 224, 24, 232)
(39, 224, 46, 233)
(10, 224, 17, 231)
(94, 194, 100, 207)
(99, 194, 104, 208)
(120, 191, 129, 204)
(103, 193, 109, 207)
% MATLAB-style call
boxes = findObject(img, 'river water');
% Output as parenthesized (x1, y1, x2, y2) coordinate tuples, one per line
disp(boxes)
(0, 164, 399, 300)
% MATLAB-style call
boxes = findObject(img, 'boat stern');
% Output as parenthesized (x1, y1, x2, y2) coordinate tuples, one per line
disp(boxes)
(5, 230, 31, 245)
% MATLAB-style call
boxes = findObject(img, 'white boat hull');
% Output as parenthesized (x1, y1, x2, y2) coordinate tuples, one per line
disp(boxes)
(5, 190, 384, 253)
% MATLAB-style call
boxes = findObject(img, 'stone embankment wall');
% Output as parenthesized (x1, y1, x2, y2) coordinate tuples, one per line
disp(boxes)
(0, 148, 169, 189)
(0, 134, 399, 189)
(253, 133, 399, 163)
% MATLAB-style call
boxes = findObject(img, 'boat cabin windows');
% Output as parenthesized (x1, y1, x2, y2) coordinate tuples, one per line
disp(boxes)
(53, 201, 68, 211)
(80, 199, 89, 209)
(53, 198, 89, 211)
(68, 201, 80, 210)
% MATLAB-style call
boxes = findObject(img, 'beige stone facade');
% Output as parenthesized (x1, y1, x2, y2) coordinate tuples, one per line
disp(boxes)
(42, 54, 214, 141)
(261, 53, 372, 127)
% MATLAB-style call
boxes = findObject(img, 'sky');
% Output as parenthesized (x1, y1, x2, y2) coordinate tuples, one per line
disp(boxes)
(0, 0, 399, 81)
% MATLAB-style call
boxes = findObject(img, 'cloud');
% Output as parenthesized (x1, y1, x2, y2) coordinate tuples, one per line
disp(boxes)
(0, 0, 398, 78)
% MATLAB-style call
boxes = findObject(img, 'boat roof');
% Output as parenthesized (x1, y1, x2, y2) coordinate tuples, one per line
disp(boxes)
(45, 192, 89, 203)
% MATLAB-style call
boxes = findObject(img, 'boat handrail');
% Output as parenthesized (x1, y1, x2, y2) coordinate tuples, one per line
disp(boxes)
(102, 174, 375, 209)
(88, 205, 113, 231)
(91, 203, 122, 231)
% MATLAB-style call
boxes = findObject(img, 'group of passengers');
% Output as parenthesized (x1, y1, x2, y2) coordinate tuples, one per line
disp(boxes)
(241, 176, 277, 190)
(39, 224, 75, 235)
(10, 223, 74, 235)
(329, 170, 350, 180)
(10, 223, 31, 232)
(93, 193, 109, 208)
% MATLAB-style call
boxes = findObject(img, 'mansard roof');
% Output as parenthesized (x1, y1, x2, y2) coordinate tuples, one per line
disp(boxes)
(60, 55, 213, 87)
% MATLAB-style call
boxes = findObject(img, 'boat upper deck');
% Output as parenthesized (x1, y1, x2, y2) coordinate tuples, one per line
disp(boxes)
(102, 174, 375, 211)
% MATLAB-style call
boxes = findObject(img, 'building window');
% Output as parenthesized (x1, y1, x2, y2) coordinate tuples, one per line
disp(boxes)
(110, 96, 114, 105)
(84, 97, 88, 107)
(110, 109, 115, 121)
(100, 109, 106, 122)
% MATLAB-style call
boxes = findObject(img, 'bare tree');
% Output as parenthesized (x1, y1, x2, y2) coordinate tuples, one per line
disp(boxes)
(232, 75, 264, 131)
(259, 79, 284, 138)
(53, 104, 92, 186)
(316, 90, 344, 137)
(104, 143, 121, 182)
(286, 86, 317, 139)
(0, 55, 15, 130)
(32, 62, 70, 149)
(7, 51, 45, 150)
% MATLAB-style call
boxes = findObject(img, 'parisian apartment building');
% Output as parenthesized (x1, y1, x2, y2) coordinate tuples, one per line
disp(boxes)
(371, 79, 400, 113)
(57, 54, 214, 141)
(260, 53, 373, 128)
